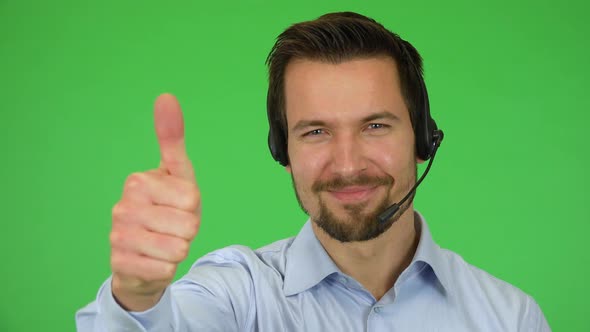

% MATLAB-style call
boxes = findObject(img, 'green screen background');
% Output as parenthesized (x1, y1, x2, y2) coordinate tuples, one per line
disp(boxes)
(1, 0, 588, 330)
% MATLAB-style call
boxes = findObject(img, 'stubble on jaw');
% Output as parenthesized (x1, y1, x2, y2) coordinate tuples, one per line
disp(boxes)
(291, 170, 416, 243)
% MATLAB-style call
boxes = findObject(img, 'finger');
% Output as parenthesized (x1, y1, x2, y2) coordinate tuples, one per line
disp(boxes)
(121, 171, 200, 213)
(111, 250, 177, 282)
(121, 172, 152, 206)
(113, 203, 200, 241)
(154, 93, 195, 182)
(111, 224, 190, 263)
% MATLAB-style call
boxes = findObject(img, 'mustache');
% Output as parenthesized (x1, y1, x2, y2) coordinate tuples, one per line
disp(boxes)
(312, 174, 394, 193)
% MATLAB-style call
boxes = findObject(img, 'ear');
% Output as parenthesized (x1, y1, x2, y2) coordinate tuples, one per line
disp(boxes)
(285, 165, 292, 174)
(416, 156, 426, 165)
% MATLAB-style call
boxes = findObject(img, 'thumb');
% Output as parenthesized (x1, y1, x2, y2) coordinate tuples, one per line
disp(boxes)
(154, 93, 195, 182)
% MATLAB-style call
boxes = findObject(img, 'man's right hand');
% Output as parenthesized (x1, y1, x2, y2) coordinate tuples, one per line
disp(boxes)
(109, 93, 201, 311)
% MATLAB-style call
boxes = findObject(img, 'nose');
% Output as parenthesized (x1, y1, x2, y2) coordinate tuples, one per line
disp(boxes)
(329, 132, 368, 178)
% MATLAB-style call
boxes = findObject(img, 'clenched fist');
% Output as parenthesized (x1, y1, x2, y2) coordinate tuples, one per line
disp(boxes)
(109, 94, 201, 311)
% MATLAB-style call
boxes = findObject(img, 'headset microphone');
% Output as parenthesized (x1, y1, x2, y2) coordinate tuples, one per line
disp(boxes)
(377, 130, 444, 224)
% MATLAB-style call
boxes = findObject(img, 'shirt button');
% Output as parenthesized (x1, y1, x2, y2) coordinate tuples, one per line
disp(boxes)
(373, 307, 382, 313)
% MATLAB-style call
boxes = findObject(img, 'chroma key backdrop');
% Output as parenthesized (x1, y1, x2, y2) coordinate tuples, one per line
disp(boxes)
(0, 0, 588, 331)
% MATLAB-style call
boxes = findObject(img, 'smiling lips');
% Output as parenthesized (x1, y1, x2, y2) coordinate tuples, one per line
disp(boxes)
(327, 186, 378, 203)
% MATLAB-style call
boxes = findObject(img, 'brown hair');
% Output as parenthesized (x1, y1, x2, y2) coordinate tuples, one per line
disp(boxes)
(266, 11, 426, 165)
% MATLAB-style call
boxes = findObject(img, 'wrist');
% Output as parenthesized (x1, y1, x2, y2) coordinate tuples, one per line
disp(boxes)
(111, 277, 165, 312)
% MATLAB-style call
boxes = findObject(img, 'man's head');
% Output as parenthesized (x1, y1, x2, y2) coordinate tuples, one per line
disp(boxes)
(266, 12, 429, 166)
(265, 12, 429, 242)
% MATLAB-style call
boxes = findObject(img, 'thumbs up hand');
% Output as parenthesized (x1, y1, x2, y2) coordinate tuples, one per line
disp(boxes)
(110, 94, 201, 311)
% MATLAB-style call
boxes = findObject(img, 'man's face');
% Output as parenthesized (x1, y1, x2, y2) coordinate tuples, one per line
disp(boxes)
(284, 56, 417, 242)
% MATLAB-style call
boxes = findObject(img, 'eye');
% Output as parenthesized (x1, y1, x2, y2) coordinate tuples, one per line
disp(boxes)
(368, 123, 385, 129)
(300, 128, 329, 142)
(303, 128, 325, 137)
(364, 123, 391, 135)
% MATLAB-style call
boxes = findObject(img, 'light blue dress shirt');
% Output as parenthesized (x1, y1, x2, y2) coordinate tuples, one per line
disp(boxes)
(76, 212, 550, 331)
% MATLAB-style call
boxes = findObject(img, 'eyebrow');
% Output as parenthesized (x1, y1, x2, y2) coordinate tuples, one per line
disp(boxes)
(362, 111, 401, 123)
(290, 111, 401, 133)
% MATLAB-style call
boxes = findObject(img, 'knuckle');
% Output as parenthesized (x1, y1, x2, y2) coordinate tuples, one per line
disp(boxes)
(111, 202, 127, 220)
(162, 263, 176, 280)
(185, 216, 199, 239)
(124, 172, 145, 192)
(174, 240, 189, 262)
(112, 202, 140, 225)
(111, 203, 121, 218)
(184, 185, 201, 212)
(110, 251, 125, 270)
(137, 265, 156, 282)
(109, 229, 122, 246)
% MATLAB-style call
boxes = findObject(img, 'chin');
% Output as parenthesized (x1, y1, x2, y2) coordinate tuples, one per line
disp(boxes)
(312, 201, 394, 242)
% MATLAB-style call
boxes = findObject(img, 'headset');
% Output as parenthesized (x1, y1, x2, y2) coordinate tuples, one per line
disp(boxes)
(267, 40, 443, 166)
(266, 37, 444, 223)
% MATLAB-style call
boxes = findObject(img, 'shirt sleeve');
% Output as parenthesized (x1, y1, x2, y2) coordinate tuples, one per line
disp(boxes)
(75, 276, 156, 332)
(523, 295, 551, 332)
(75, 249, 256, 332)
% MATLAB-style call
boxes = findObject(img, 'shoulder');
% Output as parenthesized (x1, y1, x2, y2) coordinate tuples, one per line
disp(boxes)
(438, 248, 547, 329)
(167, 239, 296, 330)
(169, 237, 295, 320)
(184, 236, 296, 282)
(440, 248, 527, 300)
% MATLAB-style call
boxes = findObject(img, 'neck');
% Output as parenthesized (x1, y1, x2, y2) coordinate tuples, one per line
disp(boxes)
(312, 209, 420, 301)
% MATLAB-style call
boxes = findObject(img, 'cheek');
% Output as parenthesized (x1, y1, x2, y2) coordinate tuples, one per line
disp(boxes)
(290, 161, 319, 192)
(288, 143, 326, 184)
(370, 138, 416, 176)
(290, 165, 321, 212)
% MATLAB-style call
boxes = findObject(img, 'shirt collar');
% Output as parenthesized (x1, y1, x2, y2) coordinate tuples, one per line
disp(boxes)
(283, 221, 340, 296)
(410, 211, 454, 294)
(283, 212, 453, 296)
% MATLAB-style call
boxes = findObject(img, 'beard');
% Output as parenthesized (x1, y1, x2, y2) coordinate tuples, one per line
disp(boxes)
(292, 169, 416, 243)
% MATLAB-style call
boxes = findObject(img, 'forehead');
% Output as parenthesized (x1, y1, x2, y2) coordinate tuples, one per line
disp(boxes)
(283, 56, 408, 127)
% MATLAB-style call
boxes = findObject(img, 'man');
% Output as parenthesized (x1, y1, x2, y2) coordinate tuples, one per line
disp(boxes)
(76, 12, 550, 331)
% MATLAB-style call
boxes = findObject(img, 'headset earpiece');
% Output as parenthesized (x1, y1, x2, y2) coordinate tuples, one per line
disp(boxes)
(267, 39, 443, 166)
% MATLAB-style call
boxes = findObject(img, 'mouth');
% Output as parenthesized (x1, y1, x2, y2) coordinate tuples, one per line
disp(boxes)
(326, 186, 378, 203)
